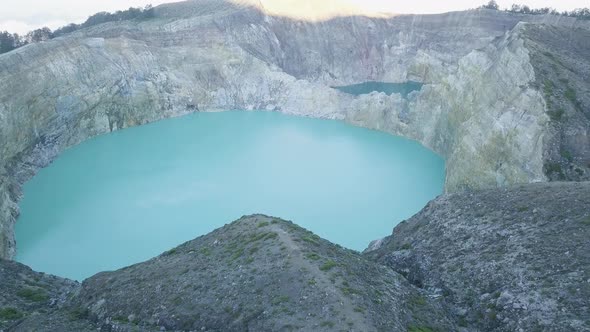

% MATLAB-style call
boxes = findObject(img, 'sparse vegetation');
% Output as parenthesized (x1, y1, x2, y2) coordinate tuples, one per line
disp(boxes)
(271, 295, 290, 305)
(247, 232, 278, 244)
(543, 80, 554, 96)
(565, 87, 577, 103)
(0, 307, 23, 320)
(306, 253, 321, 260)
(320, 321, 335, 328)
(409, 295, 427, 307)
(302, 235, 320, 245)
(561, 150, 573, 162)
(319, 260, 338, 271)
(17, 287, 49, 302)
(401, 243, 412, 250)
(200, 247, 211, 256)
(545, 162, 564, 178)
(163, 248, 178, 256)
(547, 108, 564, 121)
(68, 307, 89, 321)
(408, 326, 434, 332)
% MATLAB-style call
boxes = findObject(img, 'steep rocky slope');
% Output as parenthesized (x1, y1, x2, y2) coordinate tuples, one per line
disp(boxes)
(2, 183, 589, 331)
(1, 1, 589, 259)
(0, 259, 91, 331)
(366, 182, 590, 331)
(5, 215, 455, 331)
(525, 25, 590, 181)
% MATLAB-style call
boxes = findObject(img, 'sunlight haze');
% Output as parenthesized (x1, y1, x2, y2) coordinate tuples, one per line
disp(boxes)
(0, 0, 588, 33)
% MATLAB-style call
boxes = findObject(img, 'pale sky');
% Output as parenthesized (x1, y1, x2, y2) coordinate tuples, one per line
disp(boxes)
(0, 0, 587, 34)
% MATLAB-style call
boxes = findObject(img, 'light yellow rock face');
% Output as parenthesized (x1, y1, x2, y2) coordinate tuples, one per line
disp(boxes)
(0, 1, 588, 258)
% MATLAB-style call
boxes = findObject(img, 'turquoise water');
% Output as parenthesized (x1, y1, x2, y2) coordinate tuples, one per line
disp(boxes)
(16, 111, 444, 281)
(333, 81, 423, 97)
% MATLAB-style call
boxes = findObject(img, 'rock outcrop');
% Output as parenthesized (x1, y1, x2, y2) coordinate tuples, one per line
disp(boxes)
(365, 182, 590, 331)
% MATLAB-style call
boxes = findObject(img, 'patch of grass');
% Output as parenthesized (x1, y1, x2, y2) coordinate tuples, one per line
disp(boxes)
(17, 287, 49, 302)
(0, 307, 23, 320)
(306, 253, 320, 260)
(407, 326, 434, 332)
(200, 247, 211, 256)
(561, 150, 573, 162)
(68, 307, 89, 321)
(409, 295, 427, 307)
(340, 286, 361, 296)
(302, 235, 320, 245)
(271, 295, 290, 305)
(543, 79, 554, 96)
(353, 306, 365, 313)
(257, 222, 269, 228)
(401, 243, 412, 250)
(230, 248, 244, 261)
(488, 309, 498, 321)
(565, 87, 577, 103)
(246, 232, 278, 244)
(547, 108, 564, 121)
(517, 206, 529, 212)
(320, 321, 335, 328)
(544, 162, 564, 178)
(163, 248, 178, 256)
(114, 315, 129, 323)
(458, 316, 468, 327)
(581, 216, 590, 226)
(319, 260, 338, 271)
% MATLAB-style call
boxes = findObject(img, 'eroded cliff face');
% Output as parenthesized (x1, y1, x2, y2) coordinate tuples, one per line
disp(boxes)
(366, 182, 590, 331)
(0, 1, 589, 258)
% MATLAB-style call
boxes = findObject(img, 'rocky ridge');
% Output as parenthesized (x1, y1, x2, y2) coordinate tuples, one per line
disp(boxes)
(3, 215, 455, 332)
(1, 1, 589, 258)
(1, 182, 588, 331)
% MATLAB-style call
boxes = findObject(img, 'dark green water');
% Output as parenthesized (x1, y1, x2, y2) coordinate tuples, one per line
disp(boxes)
(333, 81, 423, 97)
(16, 111, 444, 281)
